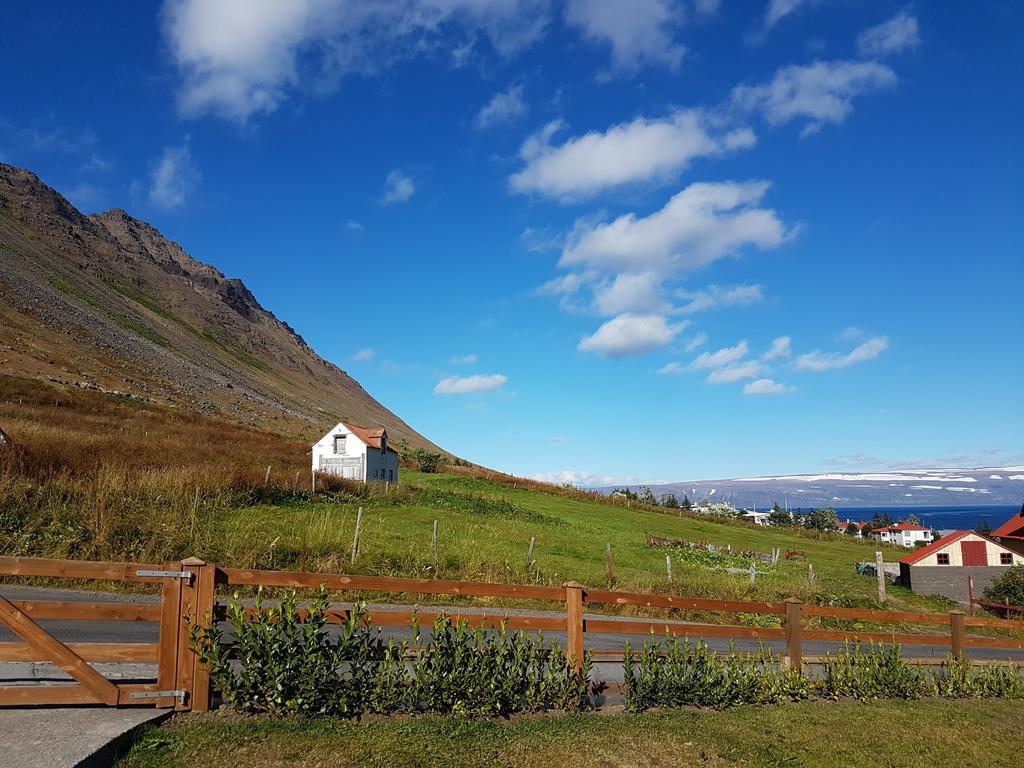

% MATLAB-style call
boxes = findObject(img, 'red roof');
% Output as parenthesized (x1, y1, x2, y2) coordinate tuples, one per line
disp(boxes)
(900, 530, 974, 565)
(346, 424, 398, 453)
(872, 523, 930, 533)
(992, 510, 1024, 540)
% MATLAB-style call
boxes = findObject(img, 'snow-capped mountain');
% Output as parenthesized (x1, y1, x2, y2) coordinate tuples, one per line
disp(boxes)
(602, 466, 1024, 509)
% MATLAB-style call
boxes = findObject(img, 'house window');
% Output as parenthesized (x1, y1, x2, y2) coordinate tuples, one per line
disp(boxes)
(937, 553, 950, 565)
(380, 436, 387, 455)
(1001, 553, 1013, 565)
(388, 469, 394, 482)
(333, 435, 346, 454)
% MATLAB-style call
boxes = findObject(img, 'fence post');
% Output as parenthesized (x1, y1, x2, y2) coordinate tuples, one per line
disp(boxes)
(967, 576, 975, 617)
(351, 507, 363, 565)
(563, 580, 585, 672)
(784, 598, 803, 672)
(950, 610, 966, 660)
(433, 520, 440, 573)
(875, 551, 887, 604)
(526, 536, 536, 568)
(156, 561, 184, 709)
(174, 557, 205, 711)
(605, 543, 614, 586)
(189, 560, 218, 713)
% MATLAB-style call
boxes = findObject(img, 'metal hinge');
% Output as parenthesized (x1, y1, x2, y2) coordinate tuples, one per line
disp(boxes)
(129, 690, 187, 701)
(136, 569, 194, 582)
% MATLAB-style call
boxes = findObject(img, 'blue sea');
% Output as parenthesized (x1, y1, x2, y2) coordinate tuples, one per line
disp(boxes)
(834, 505, 1021, 532)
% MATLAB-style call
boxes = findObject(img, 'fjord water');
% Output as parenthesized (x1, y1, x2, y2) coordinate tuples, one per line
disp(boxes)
(834, 505, 1020, 531)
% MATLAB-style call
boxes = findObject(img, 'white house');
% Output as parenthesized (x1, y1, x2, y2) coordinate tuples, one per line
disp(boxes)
(741, 509, 771, 526)
(312, 422, 399, 483)
(869, 523, 933, 548)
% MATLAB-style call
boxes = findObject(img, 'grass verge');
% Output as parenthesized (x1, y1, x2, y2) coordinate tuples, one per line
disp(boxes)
(118, 699, 1024, 768)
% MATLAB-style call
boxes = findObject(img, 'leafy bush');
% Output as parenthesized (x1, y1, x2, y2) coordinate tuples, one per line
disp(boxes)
(622, 635, 812, 712)
(933, 656, 1024, 699)
(983, 565, 1024, 607)
(820, 643, 925, 700)
(416, 488, 559, 526)
(191, 592, 591, 718)
(410, 449, 446, 473)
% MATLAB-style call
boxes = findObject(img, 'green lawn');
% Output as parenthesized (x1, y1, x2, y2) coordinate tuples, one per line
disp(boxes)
(213, 471, 949, 615)
(118, 699, 1024, 768)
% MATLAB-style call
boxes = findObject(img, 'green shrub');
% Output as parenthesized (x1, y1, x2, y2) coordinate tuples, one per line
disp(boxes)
(983, 565, 1024, 606)
(933, 656, 1024, 699)
(191, 592, 591, 718)
(411, 450, 446, 473)
(622, 635, 812, 712)
(820, 643, 925, 700)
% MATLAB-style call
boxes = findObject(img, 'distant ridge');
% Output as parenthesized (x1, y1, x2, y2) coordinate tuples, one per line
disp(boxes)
(0, 162, 440, 449)
(600, 466, 1024, 508)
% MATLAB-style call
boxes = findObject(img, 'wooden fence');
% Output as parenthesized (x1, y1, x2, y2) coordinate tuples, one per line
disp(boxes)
(2, 555, 1024, 710)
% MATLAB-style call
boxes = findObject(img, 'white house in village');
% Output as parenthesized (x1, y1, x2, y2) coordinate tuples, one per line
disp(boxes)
(312, 422, 399, 483)
(868, 523, 933, 548)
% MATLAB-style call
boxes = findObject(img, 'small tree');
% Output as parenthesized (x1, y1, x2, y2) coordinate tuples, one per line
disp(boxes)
(805, 507, 838, 532)
(905, 514, 921, 526)
(768, 508, 793, 527)
(661, 493, 679, 509)
(869, 512, 894, 531)
(412, 449, 446, 473)
(638, 487, 657, 506)
(681, 495, 692, 511)
(845, 522, 860, 536)
(983, 565, 1024, 607)
(976, 520, 993, 536)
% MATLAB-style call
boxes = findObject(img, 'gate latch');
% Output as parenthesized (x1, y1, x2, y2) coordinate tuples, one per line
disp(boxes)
(129, 690, 187, 701)
(136, 569, 194, 582)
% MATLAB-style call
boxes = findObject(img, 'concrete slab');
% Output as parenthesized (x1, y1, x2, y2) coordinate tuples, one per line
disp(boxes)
(0, 707, 169, 768)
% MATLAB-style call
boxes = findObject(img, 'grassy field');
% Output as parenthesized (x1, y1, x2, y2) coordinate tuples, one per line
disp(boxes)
(118, 699, 1024, 768)
(0, 374, 953, 616)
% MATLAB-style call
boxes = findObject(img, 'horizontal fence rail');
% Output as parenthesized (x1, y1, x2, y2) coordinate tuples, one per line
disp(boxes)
(3, 555, 1024, 711)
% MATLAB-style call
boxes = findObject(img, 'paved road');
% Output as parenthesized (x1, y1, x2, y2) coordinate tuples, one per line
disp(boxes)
(3, 584, 1023, 690)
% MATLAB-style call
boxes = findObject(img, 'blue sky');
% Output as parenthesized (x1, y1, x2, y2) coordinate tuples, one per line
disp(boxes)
(2, 1, 1022, 484)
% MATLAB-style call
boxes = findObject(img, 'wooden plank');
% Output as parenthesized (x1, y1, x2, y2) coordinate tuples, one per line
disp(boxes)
(801, 605, 950, 625)
(221, 567, 565, 601)
(564, 582, 585, 671)
(0, 642, 158, 662)
(227, 605, 566, 632)
(801, 629, 951, 646)
(0, 556, 160, 583)
(0, 594, 120, 705)
(584, 589, 786, 615)
(6, 601, 160, 622)
(964, 615, 1024, 630)
(174, 560, 200, 711)
(156, 564, 183, 709)
(963, 635, 1024, 650)
(0, 684, 159, 708)
(583, 618, 787, 640)
(190, 563, 217, 712)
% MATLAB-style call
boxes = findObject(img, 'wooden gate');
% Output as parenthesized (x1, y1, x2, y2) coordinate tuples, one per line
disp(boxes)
(0, 556, 215, 710)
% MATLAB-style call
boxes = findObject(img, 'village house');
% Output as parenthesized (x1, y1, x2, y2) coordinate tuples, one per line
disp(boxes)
(991, 507, 1024, 556)
(311, 421, 399, 483)
(898, 530, 1024, 604)
(836, 519, 867, 537)
(868, 522, 933, 548)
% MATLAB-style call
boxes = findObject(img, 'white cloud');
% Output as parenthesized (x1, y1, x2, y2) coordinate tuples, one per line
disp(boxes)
(149, 141, 199, 211)
(536, 272, 590, 296)
(353, 348, 375, 361)
(732, 60, 897, 136)
(857, 12, 920, 57)
(764, 335, 791, 360)
(743, 378, 793, 395)
(685, 331, 708, 352)
(707, 361, 762, 383)
(657, 361, 685, 375)
(796, 335, 889, 371)
(163, 0, 552, 122)
(434, 373, 508, 395)
(562, 181, 790, 274)
(510, 112, 756, 200)
(530, 469, 641, 487)
(763, 0, 816, 30)
(677, 283, 764, 314)
(592, 272, 667, 316)
(694, 0, 721, 16)
(450, 354, 478, 365)
(578, 313, 684, 358)
(382, 169, 415, 204)
(344, 220, 365, 232)
(564, 0, 685, 72)
(691, 340, 749, 370)
(475, 85, 528, 129)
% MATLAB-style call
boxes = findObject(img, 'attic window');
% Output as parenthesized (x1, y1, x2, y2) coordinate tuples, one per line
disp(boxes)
(380, 436, 386, 455)
(333, 435, 346, 454)
(937, 553, 950, 565)
(1001, 553, 1013, 565)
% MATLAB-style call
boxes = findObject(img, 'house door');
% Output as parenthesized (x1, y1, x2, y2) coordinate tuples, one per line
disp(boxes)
(961, 540, 987, 567)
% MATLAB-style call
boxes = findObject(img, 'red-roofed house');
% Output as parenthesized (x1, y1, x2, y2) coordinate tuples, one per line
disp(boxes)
(836, 520, 867, 537)
(312, 421, 399, 483)
(868, 523, 933, 548)
(898, 530, 1024, 603)
(991, 506, 1024, 557)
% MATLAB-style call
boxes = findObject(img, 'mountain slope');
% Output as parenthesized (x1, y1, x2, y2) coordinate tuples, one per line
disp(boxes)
(0, 163, 439, 449)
